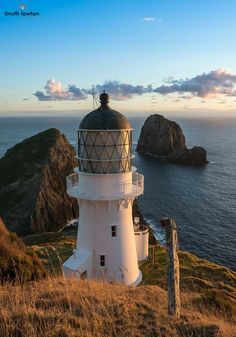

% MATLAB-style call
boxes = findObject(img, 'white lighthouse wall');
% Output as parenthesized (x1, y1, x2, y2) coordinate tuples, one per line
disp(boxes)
(134, 230, 149, 262)
(76, 199, 141, 285)
(78, 171, 133, 198)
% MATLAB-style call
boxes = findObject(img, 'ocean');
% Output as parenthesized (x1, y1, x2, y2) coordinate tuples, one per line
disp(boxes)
(0, 115, 235, 270)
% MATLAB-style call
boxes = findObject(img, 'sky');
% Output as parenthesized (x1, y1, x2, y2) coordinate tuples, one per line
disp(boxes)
(1, 0, 236, 116)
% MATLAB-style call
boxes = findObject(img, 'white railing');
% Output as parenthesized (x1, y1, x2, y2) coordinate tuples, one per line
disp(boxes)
(132, 172, 144, 192)
(67, 173, 79, 190)
(66, 172, 144, 200)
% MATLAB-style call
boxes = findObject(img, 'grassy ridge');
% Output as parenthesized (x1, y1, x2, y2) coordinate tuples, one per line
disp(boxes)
(23, 229, 236, 294)
(0, 276, 235, 337)
(23, 229, 236, 327)
(0, 228, 234, 336)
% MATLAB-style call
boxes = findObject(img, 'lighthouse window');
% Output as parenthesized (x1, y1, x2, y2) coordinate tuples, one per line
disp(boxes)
(111, 225, 117, 237)
(100, 255, 105, 267)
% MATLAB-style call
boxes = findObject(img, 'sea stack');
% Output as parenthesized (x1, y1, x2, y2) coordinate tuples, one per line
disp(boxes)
(137, 114, 208, 165)
(63, 92, 149, 286)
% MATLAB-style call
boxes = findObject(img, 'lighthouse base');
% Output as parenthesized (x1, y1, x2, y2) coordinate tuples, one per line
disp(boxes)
(63, 249, 143, 287)
(130, 270, 142, 286)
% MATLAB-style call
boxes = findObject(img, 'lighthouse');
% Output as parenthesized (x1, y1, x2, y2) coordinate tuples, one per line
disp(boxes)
(63, 92, 148, 286)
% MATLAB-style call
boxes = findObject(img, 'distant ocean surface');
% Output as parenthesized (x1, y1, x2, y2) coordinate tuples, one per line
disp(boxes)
(0, 115, 235, 271)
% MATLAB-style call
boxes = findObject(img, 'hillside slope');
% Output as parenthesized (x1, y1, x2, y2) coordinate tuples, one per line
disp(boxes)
(0, 128, 79, 235)
(22, 229, 236, 334)
(0, 217, 46, 281)
(0, 276, 235, 337)
(23, 229, 236, 297)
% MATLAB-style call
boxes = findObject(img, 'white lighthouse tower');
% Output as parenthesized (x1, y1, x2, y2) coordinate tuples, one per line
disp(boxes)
(63, 92, 148, 286)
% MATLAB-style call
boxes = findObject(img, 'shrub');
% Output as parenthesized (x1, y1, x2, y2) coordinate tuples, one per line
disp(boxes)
(0, 217, 46, 282)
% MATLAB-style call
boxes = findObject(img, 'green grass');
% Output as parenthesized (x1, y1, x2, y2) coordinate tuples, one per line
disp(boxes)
(24, 231, 236, 301)
(141, 244, 236, 296)
(23, 229, 77, 274)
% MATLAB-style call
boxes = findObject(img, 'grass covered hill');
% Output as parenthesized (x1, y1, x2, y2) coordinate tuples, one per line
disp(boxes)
(0, 276, 235, 337)
(0, 226, 235, 336)
(23, 228, 236, 297)
(0, 217, 46, 282)
(20, 229, 236, 335)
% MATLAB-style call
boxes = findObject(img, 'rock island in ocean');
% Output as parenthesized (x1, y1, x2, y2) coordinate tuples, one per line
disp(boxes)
(137, 114, 208, 165)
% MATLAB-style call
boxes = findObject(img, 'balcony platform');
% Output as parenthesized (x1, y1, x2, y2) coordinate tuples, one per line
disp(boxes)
(67, 171, 144, 201)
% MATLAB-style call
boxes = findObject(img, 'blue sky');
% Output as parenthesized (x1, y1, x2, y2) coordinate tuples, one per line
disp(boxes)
(1, 0, 236, 116)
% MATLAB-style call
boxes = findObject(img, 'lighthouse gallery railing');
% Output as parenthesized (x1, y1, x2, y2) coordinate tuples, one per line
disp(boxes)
(66, 172, 144, 199)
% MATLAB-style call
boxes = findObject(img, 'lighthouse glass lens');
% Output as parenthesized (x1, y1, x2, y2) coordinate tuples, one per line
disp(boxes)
(78, 130, 132, 174)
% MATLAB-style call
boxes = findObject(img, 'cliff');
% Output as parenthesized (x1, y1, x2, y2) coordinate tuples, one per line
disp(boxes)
(137, 114, 208, 164)
(0, 128, 79, 235)
(0, 217, 46, 281)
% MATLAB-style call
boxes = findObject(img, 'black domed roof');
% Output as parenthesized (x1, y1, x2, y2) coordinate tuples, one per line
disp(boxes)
(79, 108, 131, 130)
(79, 92, 131, 130)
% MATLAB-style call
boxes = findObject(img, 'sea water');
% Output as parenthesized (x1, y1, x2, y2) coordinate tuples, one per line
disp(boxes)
(0, 116, 235, 270)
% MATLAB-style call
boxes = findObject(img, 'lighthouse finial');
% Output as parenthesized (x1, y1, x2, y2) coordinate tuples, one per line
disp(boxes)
(100, 91, 109, 107)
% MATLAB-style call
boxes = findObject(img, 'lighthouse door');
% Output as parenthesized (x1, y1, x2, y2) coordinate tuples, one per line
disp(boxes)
(80, 271, 87, 279)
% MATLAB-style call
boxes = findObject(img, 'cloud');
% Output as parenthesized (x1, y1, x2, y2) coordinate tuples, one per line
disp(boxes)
(34, 80, 152, 101)
(34, 79, 87, 101)
(90, 81, 152, 100)
(34, 69, 236, 103)
(45, 79, 63, 95)
(179, 95, 192, 100)
(142, 17, 156, 22)
(34, 91, 52, 101)
(68, 84, 87, 100)
(154, 69, 236, 98)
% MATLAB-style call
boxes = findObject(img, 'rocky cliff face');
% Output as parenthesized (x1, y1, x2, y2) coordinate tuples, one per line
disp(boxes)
(0, 128, 79, 235)
(137, 114, 208, 164)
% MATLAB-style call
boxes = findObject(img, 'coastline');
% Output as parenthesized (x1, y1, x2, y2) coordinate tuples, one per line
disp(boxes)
(133, 199, 157, 245)
(1, 123, 235, 271)
(134, 199, 236, 273)
(139, 151, 209, 165)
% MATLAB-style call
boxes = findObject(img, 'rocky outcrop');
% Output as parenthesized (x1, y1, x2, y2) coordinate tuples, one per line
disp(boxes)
(137, 114, 208, 164)
(168, 146, 208, 165)
(0, 129, 79, 235)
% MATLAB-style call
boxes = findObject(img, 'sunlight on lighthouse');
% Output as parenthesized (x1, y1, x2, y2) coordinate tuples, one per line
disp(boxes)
(63, 92, 148, 286)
